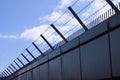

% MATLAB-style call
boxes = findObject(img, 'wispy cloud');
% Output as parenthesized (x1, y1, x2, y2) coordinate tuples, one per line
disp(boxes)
(56, 0, 75, 9)
(20, 24, 50, 41)
(0, 34, 18, 39)
(43, 11, 63, 23)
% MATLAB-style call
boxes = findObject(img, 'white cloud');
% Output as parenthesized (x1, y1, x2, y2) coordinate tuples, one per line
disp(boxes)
(43, 11, 73, 24)
(0, 34, 18, 39)
(43, 11, 63, 23)
(20, 24, 50, 41)
(57, 0, 75, 9)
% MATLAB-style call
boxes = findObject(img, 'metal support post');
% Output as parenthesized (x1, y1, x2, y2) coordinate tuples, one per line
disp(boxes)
(14, 60, 21, 69)
(5, 71, 9, 76)
(21, 53, 30, 63)
(68, 6, 88, 31)
(26, 49, 36, 60)
(7, 68, 12, 74)
(51, 24, 68, 42)
(11, 64, 17, 71)
(4, 71, 9, 76)
(2, 73, 6, 77)
(1, 73, 4, 77)
(6, 69, 11, 75)
(32, 42, 44, 55)
(5, 70, 10, 76)
(17, 58, 25, 66)
(106, 0, 120, 13)
(3, 72, 7, 77)
(9, 66, 15, 73)
(40, 34, 54, 50)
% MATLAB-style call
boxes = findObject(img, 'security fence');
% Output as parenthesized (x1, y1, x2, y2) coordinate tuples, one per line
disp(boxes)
(1, 0, 120, 79)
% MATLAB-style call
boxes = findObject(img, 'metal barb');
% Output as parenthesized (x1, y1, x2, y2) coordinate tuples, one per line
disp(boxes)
(106, 0, 120, 13)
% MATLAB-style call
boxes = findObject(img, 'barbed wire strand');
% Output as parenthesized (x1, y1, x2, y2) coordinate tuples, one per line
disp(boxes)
(84, 3, 108, 21)
(77, 0, 96, 14)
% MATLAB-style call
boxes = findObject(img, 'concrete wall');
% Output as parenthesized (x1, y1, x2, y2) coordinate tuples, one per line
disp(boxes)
(5, 13, 120, 80)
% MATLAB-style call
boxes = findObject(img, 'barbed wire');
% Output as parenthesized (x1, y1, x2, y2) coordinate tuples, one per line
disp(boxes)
(71, 0, 80, 7)
(84, 3, 108, 21)
(77, 0, 96, 14)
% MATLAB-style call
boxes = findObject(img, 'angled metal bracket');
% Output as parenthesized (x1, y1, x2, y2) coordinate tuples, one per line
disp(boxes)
(68, 6, 88, 31)
(5, 70, 10, 76)
(4, 71, 8, 77)
(9, 66, 15, 73)
(21, 53, 30, 63)
(3, 72, 7, 77)
(7, 68, 12, 74)
(26, 49, 36, 60)
(32, 42, 44, 55)
(4, 71, 9, 76)
(51, 24, 68, 42)
(17, 58, 25, 66)
(106, 0, 120, 13)
(40, 34, 54, 50)
(2, 72, 6, 77)
(14, 60, 21, 69)
(11, 64, 17, 71)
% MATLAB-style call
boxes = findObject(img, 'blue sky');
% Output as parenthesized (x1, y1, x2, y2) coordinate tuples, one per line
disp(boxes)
(0, 0, 61, 72)
(0, 0, 119, 74)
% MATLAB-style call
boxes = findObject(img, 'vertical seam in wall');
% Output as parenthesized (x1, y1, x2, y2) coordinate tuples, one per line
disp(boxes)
(38, 63, 40, 80)
(47, 55, 49, 80)
(39, 65, 41, 80)
(31, 69, 33, 80)
(107, 19, 113, 78)
(60, 48, 63, 80)
(25, 72, 27, 80)
(79, 39, 83, 80)
(26, 71, 27, 80)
